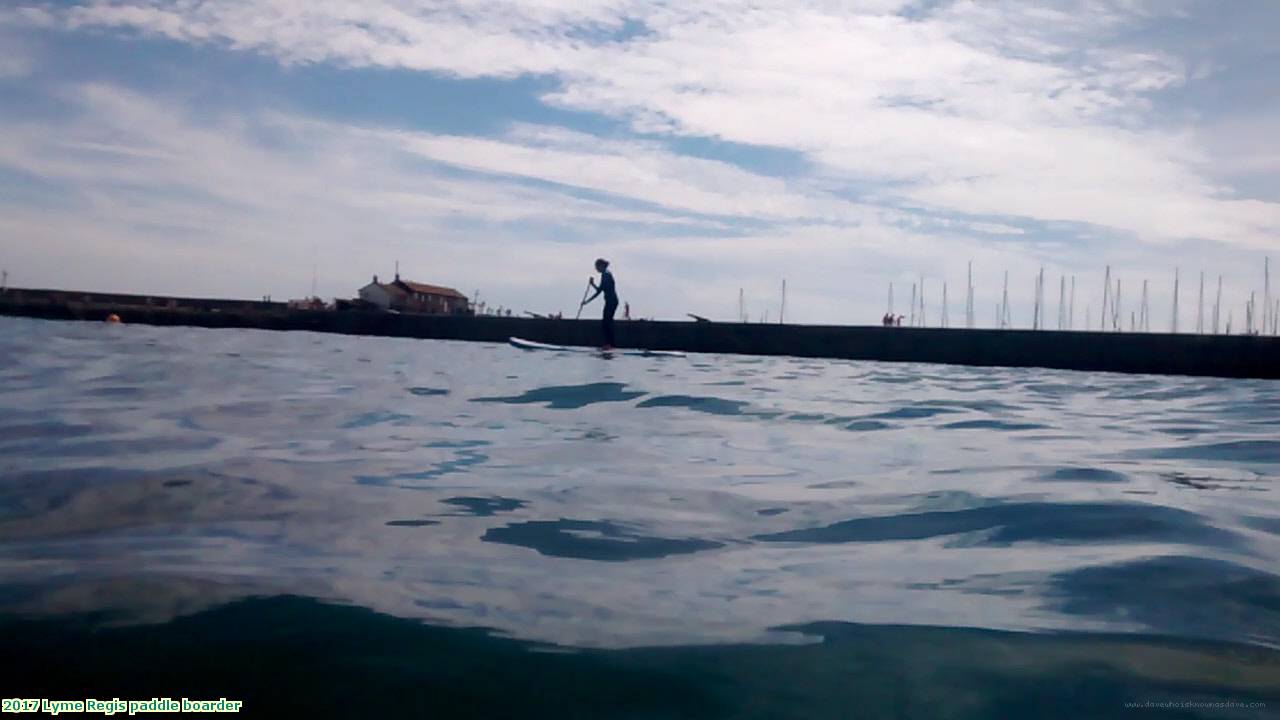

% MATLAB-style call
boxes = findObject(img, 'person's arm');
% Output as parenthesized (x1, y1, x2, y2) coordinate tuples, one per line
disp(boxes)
(583, 279, 601, 305)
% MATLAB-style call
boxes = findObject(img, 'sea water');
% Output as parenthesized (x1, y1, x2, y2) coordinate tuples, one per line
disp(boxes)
(1, 316, 1276, 718)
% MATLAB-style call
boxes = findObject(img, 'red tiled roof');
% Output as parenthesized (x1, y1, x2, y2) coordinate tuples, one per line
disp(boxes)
(393, 280, 469, 299)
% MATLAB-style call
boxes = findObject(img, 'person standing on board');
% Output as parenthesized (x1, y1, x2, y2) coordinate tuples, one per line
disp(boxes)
(581, 258, 619, 350)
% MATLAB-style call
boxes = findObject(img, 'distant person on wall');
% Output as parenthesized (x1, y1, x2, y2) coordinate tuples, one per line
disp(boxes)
(581, 258, 619, 350)
(624, 302, 631, 320)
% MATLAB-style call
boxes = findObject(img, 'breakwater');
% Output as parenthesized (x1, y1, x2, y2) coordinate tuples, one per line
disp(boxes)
(2, 293, 1277, 379)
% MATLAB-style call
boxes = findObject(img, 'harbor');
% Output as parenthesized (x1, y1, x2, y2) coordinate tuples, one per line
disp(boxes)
(3, 286, 1278, 379)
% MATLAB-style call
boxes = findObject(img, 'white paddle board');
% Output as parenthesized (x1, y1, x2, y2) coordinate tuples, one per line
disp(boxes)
(509, 337, 685, 357)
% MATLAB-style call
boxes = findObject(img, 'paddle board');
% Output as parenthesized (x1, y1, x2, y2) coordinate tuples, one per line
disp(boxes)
(509, 337, 685, 357)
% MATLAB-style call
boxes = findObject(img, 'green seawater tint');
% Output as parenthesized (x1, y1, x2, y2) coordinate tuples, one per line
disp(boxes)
(3, 596, 1277, 719)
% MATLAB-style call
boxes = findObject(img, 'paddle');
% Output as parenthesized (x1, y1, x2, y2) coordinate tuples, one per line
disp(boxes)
(574, 278, 593, 320)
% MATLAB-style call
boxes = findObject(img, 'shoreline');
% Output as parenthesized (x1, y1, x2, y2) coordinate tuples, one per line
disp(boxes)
(2, 294, 1278, 380)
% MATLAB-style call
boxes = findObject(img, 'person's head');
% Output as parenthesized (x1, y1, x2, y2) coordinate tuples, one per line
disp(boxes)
(594, 258, 609, 273)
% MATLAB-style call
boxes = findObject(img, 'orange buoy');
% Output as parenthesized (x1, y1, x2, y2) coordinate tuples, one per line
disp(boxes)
(105, 313, 122, 324)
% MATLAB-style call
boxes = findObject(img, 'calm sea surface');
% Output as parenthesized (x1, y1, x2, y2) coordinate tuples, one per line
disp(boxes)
(1, 316, 1277, 718)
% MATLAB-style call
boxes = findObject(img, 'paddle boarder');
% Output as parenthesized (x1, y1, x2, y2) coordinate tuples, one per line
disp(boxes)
(581, 258, 618, 350)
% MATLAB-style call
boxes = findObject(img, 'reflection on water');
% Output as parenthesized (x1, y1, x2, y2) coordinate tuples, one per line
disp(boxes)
(483, 518, 726, 561)
(4, 596, 1277, 719)
(1, 317, 1278, 717)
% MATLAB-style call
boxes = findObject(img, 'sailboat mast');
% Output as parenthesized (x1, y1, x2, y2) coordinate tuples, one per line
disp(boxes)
(1101, 266, 1111, 331)
(942, 282, 949, 328)
(1069, 276, 1076, 330)
(966, 261, 974, 329)
(1197, 271, 1205, 334)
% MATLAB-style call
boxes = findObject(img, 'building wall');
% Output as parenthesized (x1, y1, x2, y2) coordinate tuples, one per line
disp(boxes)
(357, 283, 395, 310)
(396, 292, 468, 315)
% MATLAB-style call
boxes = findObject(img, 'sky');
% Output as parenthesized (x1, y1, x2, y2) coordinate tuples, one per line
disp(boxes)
(0, 1, 1277, 329)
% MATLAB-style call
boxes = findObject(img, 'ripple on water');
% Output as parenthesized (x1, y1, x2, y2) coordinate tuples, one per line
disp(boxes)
(385, 519, 441, 528)
(441, 496, 528, 516)
(15, 435, 222, 458)
(1047, 555, 1280, 647)
(0, 421, 98, 441)
(866, 405, 963, 420)
(355, 446, 490, 486)
(472, 383, 646, 409)
(841, 420, 893, 431)
(636, 394, 751, 416)
(1039, 467, 1131, 483)
(753, 502, 1239, 548)
(341, 411, 414, 429)
(483, 519, 725, 561)
(940, 420, 1048, 431)
(1136, 439, 1280, 464)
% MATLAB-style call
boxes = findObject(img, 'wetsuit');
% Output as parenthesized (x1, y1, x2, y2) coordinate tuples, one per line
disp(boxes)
(599, 270, 618, 347)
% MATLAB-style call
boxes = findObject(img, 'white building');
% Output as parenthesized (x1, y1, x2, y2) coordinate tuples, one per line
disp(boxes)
(357, 276, 401, 310)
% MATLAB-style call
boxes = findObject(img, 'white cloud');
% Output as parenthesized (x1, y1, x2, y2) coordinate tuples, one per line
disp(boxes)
(381, 123, 883, 223)
(17, 0, 1278, 253)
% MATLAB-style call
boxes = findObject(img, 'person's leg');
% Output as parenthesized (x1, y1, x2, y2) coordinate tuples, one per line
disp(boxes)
(603, 302, 618, 348)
